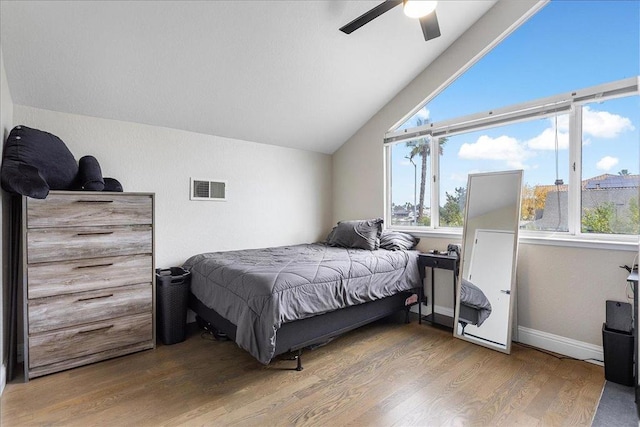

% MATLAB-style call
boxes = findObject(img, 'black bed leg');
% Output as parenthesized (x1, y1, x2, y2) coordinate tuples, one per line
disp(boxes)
(404, 307, 411, 324)
(296, 349, 303, 371)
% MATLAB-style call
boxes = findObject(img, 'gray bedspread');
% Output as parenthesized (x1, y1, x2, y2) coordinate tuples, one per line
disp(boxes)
(182, 243, 420, 364)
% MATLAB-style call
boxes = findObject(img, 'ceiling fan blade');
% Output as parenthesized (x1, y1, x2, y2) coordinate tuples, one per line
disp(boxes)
(419, 10, 441, 41)
(339, 0, 402, 34)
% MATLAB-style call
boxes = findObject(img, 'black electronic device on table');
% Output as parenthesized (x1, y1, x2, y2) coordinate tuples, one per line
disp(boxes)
(447, 243, 461, 259)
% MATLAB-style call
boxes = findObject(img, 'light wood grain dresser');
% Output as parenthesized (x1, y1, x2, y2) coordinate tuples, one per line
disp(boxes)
(21, 191, 155, 380)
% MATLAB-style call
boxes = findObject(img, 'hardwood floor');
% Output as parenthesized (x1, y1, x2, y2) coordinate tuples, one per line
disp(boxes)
(1, 315, 604, 426)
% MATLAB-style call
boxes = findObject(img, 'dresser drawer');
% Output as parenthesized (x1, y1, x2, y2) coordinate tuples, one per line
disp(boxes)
(27, 193, 152, 228)
(27, 254, 152, 299)
(29, 312, 152, 369)
(27, 225, 152, 263)
(28, 283, 152, 334)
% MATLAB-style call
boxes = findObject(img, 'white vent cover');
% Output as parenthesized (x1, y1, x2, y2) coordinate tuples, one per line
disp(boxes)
(190, 178, 227, 201)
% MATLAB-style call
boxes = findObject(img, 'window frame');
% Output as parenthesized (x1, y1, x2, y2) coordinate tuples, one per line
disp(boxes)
(384, 76, 640, 246)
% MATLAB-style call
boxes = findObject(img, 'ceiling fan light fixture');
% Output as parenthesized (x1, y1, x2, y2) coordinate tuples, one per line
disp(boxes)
(403, 0, 437, 19)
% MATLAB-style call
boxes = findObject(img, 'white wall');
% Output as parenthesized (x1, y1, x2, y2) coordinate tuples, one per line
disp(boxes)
(13, 106, 333, 268)
(1, 45, 14, 394)
(332, 0, 636, 357)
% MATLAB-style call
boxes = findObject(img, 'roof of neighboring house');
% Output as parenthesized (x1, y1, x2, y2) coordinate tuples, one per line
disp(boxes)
(534, 174, 639, 193)
(583, 174, 640, 190)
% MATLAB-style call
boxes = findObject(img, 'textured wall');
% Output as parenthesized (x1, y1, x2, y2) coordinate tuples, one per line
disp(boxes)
(13, 106, 333, 268)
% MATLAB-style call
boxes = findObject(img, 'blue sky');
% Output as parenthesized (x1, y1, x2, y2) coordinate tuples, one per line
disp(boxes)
(392, 0, 640, 207)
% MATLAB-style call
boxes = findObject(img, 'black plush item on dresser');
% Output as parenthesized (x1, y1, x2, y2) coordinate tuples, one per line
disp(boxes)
(77, 155, 105, 191)
(1, 125, 79, 199)
(104, 177, 123, 192)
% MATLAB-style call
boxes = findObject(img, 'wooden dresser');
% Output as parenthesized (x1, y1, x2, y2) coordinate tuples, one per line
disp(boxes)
(22, 191, 155, 380)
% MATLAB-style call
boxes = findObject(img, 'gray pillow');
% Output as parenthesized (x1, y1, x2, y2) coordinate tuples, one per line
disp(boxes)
(326, 218, 383, 250)
(380, 230, 420, 250)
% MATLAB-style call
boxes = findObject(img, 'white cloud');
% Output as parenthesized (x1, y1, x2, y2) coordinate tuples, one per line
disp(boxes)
(458, 135, 531, 169)
(596, 156, 619, 171)
(555, 114, 570, 132)
(526, 127, 569, 150)
(415, 108, 430, 121)
(583, 106, 635, 138)
(529, 107, 633, 150)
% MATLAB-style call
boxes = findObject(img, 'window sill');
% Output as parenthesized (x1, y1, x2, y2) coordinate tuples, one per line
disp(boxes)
(390, 227, 639, 252)
(519, 233, 638, 252)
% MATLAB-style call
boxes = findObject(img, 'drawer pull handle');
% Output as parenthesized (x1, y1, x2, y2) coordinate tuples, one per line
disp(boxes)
(77, 294, 113, 302)
(76, 263, 114, 269)
(75, 200, 114, 203)
(77, 325, 114, 335)
(75, 231, 114, 236)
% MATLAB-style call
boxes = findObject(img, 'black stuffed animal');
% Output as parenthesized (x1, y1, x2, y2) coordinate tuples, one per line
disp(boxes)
(1, 125, 123, 198)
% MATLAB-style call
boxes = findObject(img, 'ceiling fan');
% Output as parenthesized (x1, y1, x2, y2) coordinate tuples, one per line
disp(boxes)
(339, 0, 441, 41)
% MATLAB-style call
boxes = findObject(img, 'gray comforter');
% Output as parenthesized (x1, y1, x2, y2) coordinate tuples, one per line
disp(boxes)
(183, 243, 420, 364)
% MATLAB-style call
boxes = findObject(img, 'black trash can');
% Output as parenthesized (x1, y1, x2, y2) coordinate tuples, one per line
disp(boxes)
(156, 267, 191, 345)
(602, 323, 634, 386)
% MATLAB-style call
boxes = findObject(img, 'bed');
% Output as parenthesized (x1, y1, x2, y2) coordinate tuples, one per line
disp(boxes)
(182, 223, 421, 370)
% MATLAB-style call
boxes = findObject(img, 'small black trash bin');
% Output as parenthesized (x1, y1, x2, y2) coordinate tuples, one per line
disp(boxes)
(156, 267, 191, 345)
(602, 323, 634, 386)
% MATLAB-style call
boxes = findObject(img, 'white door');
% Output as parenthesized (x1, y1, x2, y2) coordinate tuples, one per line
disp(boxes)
(462, 229, 515, 347)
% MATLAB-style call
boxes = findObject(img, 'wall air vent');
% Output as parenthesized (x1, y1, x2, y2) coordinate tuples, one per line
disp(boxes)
(190, 178, 227, 201)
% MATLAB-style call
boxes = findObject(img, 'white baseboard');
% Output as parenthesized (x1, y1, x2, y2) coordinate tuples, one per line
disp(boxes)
(409, 305, 604, 365)
(1, 363, 6, 396)
(516, 326, 603, 365)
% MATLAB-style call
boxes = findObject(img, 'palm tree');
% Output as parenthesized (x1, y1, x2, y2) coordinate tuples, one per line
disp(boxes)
(405, 118, 446, 222)
(618, 169, 630, 176)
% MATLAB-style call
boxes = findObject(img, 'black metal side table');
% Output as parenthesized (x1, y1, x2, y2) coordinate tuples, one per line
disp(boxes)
(417, 252, 458, 329)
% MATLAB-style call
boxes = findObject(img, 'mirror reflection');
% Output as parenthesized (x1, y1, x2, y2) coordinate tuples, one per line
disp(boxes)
(454, 170, 523, 353)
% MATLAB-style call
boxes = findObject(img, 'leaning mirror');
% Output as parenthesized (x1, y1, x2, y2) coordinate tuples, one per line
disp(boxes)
(453, 170, 523, 354)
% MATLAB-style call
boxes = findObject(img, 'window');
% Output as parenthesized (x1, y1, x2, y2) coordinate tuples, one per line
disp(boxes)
(437, 115, 571, 232)
(385, 1, 639, 240)
(580, 97, 640, 235)
(390, 135, 432, 227)
(386, 80, 638, 238)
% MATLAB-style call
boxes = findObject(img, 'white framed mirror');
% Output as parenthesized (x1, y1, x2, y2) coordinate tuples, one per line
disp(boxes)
(453, 170, 523, 353)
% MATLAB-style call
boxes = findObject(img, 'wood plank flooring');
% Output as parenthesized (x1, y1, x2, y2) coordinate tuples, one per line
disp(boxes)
(1, 315, 604, 426)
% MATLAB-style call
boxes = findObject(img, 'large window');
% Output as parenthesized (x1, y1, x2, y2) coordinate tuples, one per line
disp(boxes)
(386, 1, 639, 239)
(386, 80, 639, 238)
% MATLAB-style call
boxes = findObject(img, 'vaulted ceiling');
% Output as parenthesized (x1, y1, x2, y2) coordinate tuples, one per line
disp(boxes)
(0, 1, 498, 154)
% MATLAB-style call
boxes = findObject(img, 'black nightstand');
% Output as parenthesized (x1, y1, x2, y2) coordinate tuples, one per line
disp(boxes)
(417, 252, 458, 329)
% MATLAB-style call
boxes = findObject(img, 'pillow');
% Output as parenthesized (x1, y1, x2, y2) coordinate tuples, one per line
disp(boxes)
(326, 218, 383, 250)
(1, 125, 78, 199)
(77, 155, 105, 191)
(380, 230, 420, 250)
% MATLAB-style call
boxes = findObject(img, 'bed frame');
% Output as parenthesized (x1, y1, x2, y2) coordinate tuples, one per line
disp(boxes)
(189, 288, 420, 371)
(458, 303, 480, 335)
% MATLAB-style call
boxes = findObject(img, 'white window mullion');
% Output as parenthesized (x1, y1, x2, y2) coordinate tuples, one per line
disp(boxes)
(431, 136, 440, 228)
(384, 145, 392, 227)
(567, 106, 583, 235)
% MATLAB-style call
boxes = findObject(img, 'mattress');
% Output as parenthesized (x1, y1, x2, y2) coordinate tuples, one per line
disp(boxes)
(183, 243, 420, 364)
